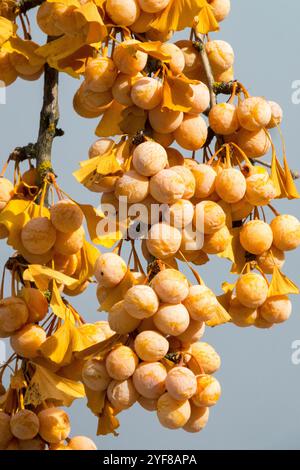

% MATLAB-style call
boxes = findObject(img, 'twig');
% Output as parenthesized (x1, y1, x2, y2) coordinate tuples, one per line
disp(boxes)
(194, 34, 216, 109)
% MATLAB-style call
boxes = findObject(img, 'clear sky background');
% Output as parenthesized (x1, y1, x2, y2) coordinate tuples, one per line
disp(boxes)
(1, 0, 300, 450)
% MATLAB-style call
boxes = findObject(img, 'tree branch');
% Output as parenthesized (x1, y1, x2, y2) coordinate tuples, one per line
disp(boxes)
(194, 35, 216, 109)
(35, 61, 59, 182)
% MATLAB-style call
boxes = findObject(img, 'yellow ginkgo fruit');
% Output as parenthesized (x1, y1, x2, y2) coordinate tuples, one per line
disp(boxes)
(157, 392, 191, 429)
(133, 362, 167, 399)
(10, 324, 47, 359)
(106, 0, 140, 26)
(38, 408, 71, 444)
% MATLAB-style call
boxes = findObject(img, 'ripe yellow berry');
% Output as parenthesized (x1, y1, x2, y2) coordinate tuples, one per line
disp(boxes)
(208, 0, 231, 22)
(209, 103, 239, 135)
(188, 342, 221, 375)
(192, 164, 217, 199)
(257, 246, 285, 274)
(237, 128, 271, 158)
(21, 217, 56, 255)
(84, 57, 118, 92)
(183, 404, 209, 433)
(133, 362, 167, 399)
(112, 73, 135, 106)
(157, 392, 191, 429)
(237, 97, 272, 132)
(38, 408, 70, 444)
(177, 320, 205, 344)
(240, 220, 273, 255)
(54, 226, 84, 256)
(150, 169, 185, 204)
(131, 10, 154, 32)
(133, 141, 167, 177)
(231, 198, 253, 222)
(36, 2, 65, 36)
(236, 273, 268, 309)
(134, 330, 169, 361)
(229, 297, 257, 328)
(267, 101, 283, 129)
(94, 253, 127, 287)
(82, 359, 111, 391)
(18, 436, 46, 450)
(20, 287, 48, 323)
(166, 367, 197, 400)
(153, 303, 190, 336)
(138, 0, 170, 13)
(205, 40, 234, 73)
(164, 199, 194, 228)
(108, 300, 141, 334)
(174, 115, 208, 151)
(73, 86, 112, 118)
(113, 40, 148, 75)
(175, 40, 203, 79)
(183, 285, 218, 321)
(149, 106, 183, 134)
(203, 225, 231, 254)
(0, 297, 28, 336)
(160, 43, 185, 75)
(215, 168, 246, 203)
(270, 215, 300, 251)
(171, 166, 196, 199)
(152, 131, 174, 148)
(0, 177, 14, 210)
(106, 0, 140, 26)
(10, 410, 39, 440)
(214, 66, 234, 82)
(107, 378, 139, 409)
(255, 315, 273, 329)
(146, 222, 182, 259)
(194, 201, 226, 235)
(151, 269, 189, 304)
(192, 375, 221, 407)
(124, 285, 159, 320)
(259, 295, 292, 324)
(0, 412, 13, 449)
(138, 396, 158, 411)
(188, 82, 210, 115)
(68, 436, 97, 450)
(10, 324, 46, 358)
(137, 316, 157, 333)
(50, 200, 83, 233)
(245, 172, 277, 206)
(106, 345, 138, 380)
(131, 77, 163, 110)
(115, 170, 149, 203)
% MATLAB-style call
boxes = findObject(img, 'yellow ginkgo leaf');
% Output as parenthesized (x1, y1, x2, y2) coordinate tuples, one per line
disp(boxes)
(217, 281, 235, 311)
(283, 153, 300, 199)
(52, 45, 95, 78)
(85, 386, 105, 416)
(134, 41, 171, 61)
(96, 150, 122, 176)
(162, 74, 194, 112)
(151, 0, 218, 35)
(100, 269, 138, 312)
(47, 0, 80, 6)
(230, 227, 247, 274)
(0, 16, 16, 46)
(95, 101, 125, 137)
(97, 400, 120, 436)
(23, 265, 76, 291)
(50, 280, 70, 320)
(268, 266, 300, 297)
(77, 203, 105, 244)
(206, 301, 231, 327)
(119, 106, 147, 136)
(195, 2, 219, 34)
(6, 37, 45, 67)
(217, 230, 235, 263)
(40, 320, 73, 365)
(35, 34, 86, 63)
(24, 364, 85, 407)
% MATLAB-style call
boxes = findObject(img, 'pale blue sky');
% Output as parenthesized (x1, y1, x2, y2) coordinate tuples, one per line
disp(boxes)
(1, 0, 300, 450)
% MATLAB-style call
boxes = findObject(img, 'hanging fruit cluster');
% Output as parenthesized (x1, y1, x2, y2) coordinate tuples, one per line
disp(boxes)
(0, 0, 299, 450)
